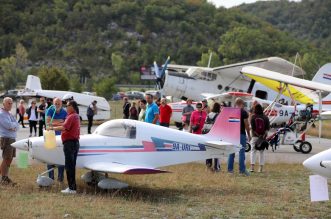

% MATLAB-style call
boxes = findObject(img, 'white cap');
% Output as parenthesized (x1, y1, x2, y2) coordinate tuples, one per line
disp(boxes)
(63, 93, 74, 101)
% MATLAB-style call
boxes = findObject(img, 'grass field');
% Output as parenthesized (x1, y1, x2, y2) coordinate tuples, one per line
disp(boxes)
(0, 163, 330, 218)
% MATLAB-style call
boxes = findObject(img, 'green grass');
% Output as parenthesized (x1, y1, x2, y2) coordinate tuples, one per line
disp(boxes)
(1, 163, 330, 218)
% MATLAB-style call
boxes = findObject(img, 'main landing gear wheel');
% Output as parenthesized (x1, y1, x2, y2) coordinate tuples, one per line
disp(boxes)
(245, 142, 251, 152)
(293, 140, 302, 152)
(300, 141, 312, 154)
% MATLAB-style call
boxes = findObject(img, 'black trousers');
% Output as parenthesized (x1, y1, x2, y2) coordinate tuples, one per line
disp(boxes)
(18, 114, 25, 127)
(39, 120, 45, 136)
(29, 120, 37, 135)
(63, 140, 80, 190)
(160, 122, 169, 127)
(87, 115, 93, 134)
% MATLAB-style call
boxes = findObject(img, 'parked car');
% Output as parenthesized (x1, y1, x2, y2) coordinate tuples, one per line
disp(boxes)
(112, 92, 127, 101)
(0, 90, 18, 98)
(145, 90, 161, 99)
(125, 91, 145, 100)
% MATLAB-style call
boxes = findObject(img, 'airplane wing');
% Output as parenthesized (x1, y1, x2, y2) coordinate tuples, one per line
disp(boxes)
(84, 162, 169, 174)
(202, 92, 253, 102)
(241, 66, 331, 104)
(205, 141, 240, 155)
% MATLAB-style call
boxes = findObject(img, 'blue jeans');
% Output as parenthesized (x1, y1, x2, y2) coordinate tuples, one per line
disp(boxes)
(47, 164, 65, 182)
(227, 134, 246, 173)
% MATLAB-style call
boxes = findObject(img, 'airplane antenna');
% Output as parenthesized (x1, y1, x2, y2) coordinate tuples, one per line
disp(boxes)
(207, 52, 213, 68)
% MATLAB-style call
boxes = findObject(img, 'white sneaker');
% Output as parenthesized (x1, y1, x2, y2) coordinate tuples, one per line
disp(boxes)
(61, 187, 77, 194)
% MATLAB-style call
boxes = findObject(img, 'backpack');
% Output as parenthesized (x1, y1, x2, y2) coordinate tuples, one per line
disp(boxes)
(87, 105, 94, 116)
(254, 116, 266, 136)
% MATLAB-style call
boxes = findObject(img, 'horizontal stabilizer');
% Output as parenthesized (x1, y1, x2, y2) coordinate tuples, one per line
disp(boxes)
(84, 162, 169, 175)
(320, 161, 331, 169)
(205, 141, 240, 155)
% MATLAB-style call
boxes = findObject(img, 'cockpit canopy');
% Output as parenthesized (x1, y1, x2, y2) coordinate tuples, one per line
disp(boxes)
(94, 120, 136, 139)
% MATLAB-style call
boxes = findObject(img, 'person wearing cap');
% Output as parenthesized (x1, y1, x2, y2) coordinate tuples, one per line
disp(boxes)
(227, 97, 251, 176)
(63, 94, 80, 115)
(87, 100, 97, 134)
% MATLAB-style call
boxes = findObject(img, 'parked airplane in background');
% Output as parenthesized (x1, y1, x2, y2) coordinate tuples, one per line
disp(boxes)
(241, 66, 331, 139)
(162, 57, 305, 101)
(12, 108, 241, 189)
(17, 75, 111, 121)
(162, 57, 331, 110)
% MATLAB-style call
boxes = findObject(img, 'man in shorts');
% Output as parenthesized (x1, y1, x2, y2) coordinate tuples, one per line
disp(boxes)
(0, 97, 20, 185)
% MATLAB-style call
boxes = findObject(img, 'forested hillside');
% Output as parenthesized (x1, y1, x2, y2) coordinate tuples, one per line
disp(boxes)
(238, 0, 331, 55)
(0, 0, 329, 96)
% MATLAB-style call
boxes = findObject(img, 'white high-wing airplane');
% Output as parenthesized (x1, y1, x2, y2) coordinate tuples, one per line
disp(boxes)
(162, 58, 331, 110)
(240, 66, 331, 140)
(162, 57, 306, 101)
(12, 107, 241, 189)
(17, 75, 111, 121)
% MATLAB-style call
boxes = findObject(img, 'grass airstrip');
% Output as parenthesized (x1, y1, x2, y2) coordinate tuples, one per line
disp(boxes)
(0, 163, 330, 218)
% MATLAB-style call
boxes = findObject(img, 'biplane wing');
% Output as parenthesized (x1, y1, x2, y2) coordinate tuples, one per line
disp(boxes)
(241, 66, 331, 104)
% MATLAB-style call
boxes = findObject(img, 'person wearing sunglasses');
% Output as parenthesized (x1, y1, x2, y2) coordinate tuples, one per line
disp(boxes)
(50, 100, 80, 194)
(189, 102, 207, 134)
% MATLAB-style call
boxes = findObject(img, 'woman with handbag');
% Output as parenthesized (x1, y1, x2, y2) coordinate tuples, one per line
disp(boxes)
(189, 102, 207, 134)
(250, 103, 270, 173)
(203, 102, 223, 172)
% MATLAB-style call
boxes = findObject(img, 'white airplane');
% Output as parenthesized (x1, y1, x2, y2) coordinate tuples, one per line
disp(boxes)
(17, 75, 111, 121)
(303, 149, 331, 179)
(162, 57, 305, 101)
(12, 107, 241, 189)
(240, 66, 331, 146)
(162, 58, 331, 111)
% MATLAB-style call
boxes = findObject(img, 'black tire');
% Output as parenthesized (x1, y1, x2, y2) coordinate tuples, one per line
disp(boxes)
(300, 141, 312, 154)
(293, 140, 302, 152)
(245, 142, 251, 152)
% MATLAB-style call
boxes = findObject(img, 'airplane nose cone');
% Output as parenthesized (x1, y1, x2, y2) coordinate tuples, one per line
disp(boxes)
(11, 139, 29, 151)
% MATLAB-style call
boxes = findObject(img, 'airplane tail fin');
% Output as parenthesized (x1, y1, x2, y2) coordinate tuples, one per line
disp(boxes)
(205, 107, 241, 147)
(312, 63, 331, 85)
(25, 75, 42, 91)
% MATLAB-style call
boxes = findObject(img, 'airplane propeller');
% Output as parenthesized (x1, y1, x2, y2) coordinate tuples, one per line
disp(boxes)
(154, 56, 170, 90)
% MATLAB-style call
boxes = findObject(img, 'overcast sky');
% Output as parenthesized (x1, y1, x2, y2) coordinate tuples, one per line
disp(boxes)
(208, 0, 301, 8)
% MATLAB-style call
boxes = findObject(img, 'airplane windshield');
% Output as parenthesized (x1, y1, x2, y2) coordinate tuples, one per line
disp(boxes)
(94, 121, 136, 139)
(193, 71, 217, 81)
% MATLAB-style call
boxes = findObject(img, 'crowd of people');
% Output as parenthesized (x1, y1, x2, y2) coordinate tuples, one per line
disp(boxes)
(0, 93, 270, 193)
(122, 94, 270, 176)
(122, 94, 173, 127)
(0, 96, 97, 194)
(180, 97, 270, 176)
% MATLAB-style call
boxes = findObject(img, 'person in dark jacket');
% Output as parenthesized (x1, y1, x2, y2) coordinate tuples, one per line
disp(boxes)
(123, 97, 131, 119)
(26, 101, 38, 137)
(86, 100, 97, 134)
